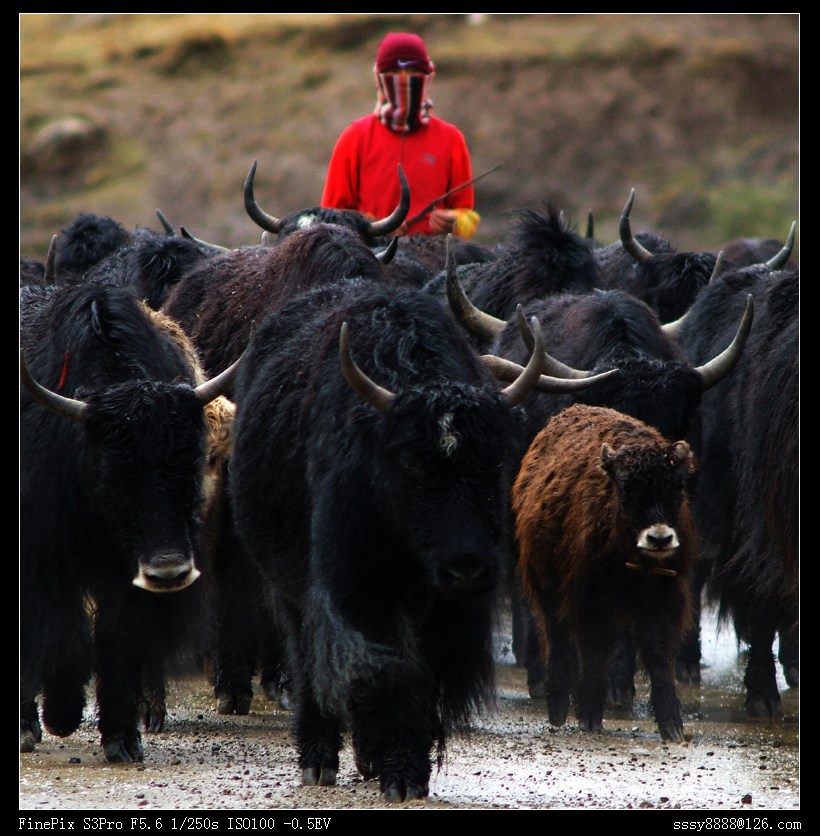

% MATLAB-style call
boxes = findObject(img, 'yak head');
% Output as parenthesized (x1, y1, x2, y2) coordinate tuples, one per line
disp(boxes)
(336, 320, 547, 598)
(20, 345, 243, 593)
(600, 438, 697, 576)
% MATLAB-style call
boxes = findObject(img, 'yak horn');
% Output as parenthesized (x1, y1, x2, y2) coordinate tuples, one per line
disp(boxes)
(367, 165, 411, 239)
(481, 355, 621, 394)
(694, 294, 754, 391)
(515, 305, 598, 379)
(375, 236, 399, 264)
(764, 221, 796, 269)
(620, 188, 654, 264)
(20, 350, 89, 423)
(499, 316, 544, 407)
(339, 321, 396, 414)
(44, 235, 58, 286)
(244, 159, 283, 233)
(156, 209, 176, 236)
(179, 227, 230, 254)
(445, 234, 507, 342)
(194, 323, 255, 404)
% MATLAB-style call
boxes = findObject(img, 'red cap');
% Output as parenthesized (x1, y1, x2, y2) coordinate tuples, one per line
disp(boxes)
(375, 33, 434, 74)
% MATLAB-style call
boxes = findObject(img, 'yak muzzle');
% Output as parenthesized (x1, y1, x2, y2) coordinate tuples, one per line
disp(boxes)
(628, 524, 681, 576)
(132, 552, 201, 592)
(435, 552, 498, 596)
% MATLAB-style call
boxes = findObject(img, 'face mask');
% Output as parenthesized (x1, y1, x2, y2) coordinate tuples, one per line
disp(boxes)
(375, 71, 433, 133)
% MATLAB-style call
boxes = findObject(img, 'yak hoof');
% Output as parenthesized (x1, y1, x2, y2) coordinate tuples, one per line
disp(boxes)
(675, 659, 702, 685)
(354, 753, 379, 780)
(659, 722, 686, 743)
(547, 698, 569, 728)
(302, 766, 336, 786)
(103, 740, 136, 763)
(103, 730, 144, 763)
(216, 691, 252, 716)
(42, 701, 85, 738)
(382, 785, 403, 803)
(381, 779, 428, 802)
(318, 766, 337, 786)
(20, 729, 40, 753)
(605, 684, 635, 711)
(262, 683, 293, 710)
(527, 675, 547, 699)
(142, 703, 166, 733)
(20, 718, 43, 751)
(746, 693, 783, 719)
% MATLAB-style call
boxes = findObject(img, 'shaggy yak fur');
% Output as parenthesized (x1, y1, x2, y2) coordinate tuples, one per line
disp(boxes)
(162, 223, 389, 380)
(20, 281, 237, 762)
(513, 403, 698, 742)
(675, 264, 799, 717)
(423, 203, 600, 338)
(229, 277, 541, 801)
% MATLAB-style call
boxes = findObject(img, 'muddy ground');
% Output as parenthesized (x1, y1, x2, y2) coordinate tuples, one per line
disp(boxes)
(19, 608, 799, 818)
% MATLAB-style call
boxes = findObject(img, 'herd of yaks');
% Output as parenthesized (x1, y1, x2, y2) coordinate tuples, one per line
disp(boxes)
(20, 162, 798, 802)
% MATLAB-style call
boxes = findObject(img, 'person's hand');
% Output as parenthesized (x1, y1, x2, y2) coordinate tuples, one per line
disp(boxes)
(429, 208, 458, 235)
(394, 221, 409, 237)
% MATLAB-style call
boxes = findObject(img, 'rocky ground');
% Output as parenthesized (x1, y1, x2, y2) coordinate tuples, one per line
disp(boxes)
(19, 609, 799, 816)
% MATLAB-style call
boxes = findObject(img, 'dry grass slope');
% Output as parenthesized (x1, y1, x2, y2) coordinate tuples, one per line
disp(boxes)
(20, 13, 798, 260)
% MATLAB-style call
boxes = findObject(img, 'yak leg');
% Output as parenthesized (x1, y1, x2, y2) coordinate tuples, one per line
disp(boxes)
(140, 661, 167, 733)
(349, 666, 435, 802)
(40, 616, 93, 739)
(41, 669, 89, 739)
(93, 603, 144, 763)
(19, 623, 44, 752)
(275, 596, 340, 787)
(639, 633, 685, 742)
(544, 618, 573, 728)
(605, 628, 636, 711)
(25, 590, 92, 741)
(259, 620, 292, 710)
(509, 560, 531, 665)
(524, 610, 548, 699)
(677, 559, 709, 684)
(510, 573, 548, 697)
(294, 681, 342, 787)
(207, 507, 257, 716)
(20, 697, 42, 753)
(574, 617, 614, 733)
(743, 618, 783, 719)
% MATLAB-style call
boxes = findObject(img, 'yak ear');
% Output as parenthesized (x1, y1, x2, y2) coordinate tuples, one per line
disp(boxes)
(672, 440, 698, 474)
(600, 442, 617, 471)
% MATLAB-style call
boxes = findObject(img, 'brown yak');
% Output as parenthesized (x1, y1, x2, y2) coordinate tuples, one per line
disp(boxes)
(512, 403, 697, 742)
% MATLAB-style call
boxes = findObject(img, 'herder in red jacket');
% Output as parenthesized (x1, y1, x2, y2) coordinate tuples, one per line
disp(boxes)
(321, 32, 481, 239)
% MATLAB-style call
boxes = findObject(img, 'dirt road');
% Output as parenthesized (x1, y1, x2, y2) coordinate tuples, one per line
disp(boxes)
(19, 608, 799, 818)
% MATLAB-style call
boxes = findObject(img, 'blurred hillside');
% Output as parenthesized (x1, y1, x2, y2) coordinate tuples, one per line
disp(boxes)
(20, 13, 799, 261)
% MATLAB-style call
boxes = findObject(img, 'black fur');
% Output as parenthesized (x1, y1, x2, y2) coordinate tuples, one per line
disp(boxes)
(676, 264, 799, 716)
(424, 204, 600, 327)
(20, 282, 213, 762)
(229, 279, 531, 801)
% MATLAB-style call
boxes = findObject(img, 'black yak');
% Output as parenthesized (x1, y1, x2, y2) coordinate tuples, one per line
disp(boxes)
(672, 260, 799, 716)
(20, 281, 242, 761)
(227, 275, 591, 801)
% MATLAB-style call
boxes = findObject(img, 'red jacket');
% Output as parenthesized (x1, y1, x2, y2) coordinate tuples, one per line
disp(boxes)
(321, 113, 476, 237)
